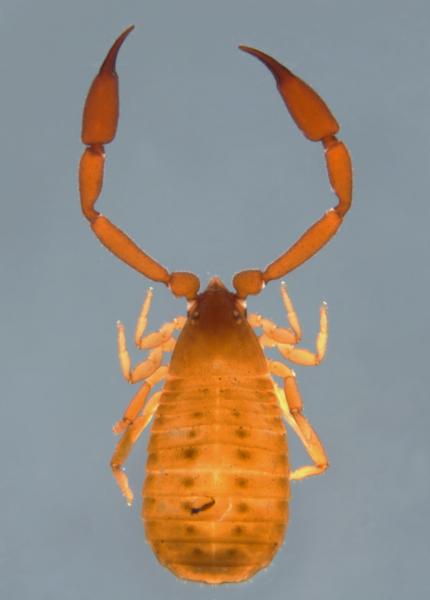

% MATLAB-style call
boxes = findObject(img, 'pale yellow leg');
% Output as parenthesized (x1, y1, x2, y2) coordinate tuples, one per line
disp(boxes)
(117, 303, 184, 383)
(271, 368, 329, 481)
(134, 288, 186, 350)
(133, 287, 153, 347)
(280, 282, 302, 341)
(252, 284, 328, 365)
(111, 390, 162, 506)
(117, 325, 163, 383)
(248, 312, 297, 344)
(277, 301, 328, 366)
(113, 365, 168, 434)
(248, 284, 302, 345)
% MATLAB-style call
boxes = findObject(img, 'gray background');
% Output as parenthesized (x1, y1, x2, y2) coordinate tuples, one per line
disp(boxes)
(1, 0, 429, 598)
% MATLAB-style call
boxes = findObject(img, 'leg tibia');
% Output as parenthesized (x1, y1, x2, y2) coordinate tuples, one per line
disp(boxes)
(278, 302, 328, 366)
(113, 382, 150, 434)
(112, 365, 167, 434)
(248, 313, 296, 344)
(138, 317, 186, 350)
(275, 380, 329, 482)
(289, 413, 328, 480)
(117, 316, 167, 384)
(280, 282, 302, 341)
(117, 301, 184, 383)
(133, 288, 186, 350)
(134, 288, 153, 346)
(117, 324, 163, 383)
(111, 391, 161, 505)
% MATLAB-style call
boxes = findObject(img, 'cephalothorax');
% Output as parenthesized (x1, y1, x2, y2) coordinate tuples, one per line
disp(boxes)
(79, 26, 352, 584)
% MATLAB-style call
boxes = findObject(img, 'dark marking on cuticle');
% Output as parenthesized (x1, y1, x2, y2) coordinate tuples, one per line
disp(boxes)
(235, 427, 248, 439)
(237, 448, 251, 461)
(182, 447, 198, 460)
(147, 452, 158, 465)
(278, 500, 288, 511)
(181, 476, 195, 488)
(277, 453, 287, 465)
(235, 477, 249, 488)
(190, 497, 215, 515)
(185, 525, 196, 534)
(233, 525, 244, 535)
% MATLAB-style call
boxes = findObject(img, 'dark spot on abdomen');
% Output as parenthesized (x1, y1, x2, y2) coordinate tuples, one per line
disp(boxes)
(235, 427, 249, 439)
(237, 449, 251, 461)
(182, 447, 198, 460)
(235, 477, 249, 489)
(181, 477, 195, 488)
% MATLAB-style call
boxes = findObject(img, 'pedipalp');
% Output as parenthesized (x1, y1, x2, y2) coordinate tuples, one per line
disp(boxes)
(233, 48, 352, 298)
(79, 27, 200, 300)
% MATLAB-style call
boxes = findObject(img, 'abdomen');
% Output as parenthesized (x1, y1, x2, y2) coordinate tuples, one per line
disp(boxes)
(142, 374, 289, 584)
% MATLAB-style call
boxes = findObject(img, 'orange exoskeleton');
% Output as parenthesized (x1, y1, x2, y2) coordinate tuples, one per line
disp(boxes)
(79, 26, 352, 584)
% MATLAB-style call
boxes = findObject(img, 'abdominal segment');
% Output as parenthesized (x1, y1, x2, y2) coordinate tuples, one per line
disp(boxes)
(142, 378, 290, 584)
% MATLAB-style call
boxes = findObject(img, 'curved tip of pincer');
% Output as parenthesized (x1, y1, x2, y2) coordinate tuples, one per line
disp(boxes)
(238, 45, 292, 86)
(100, 25, 135, 75)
